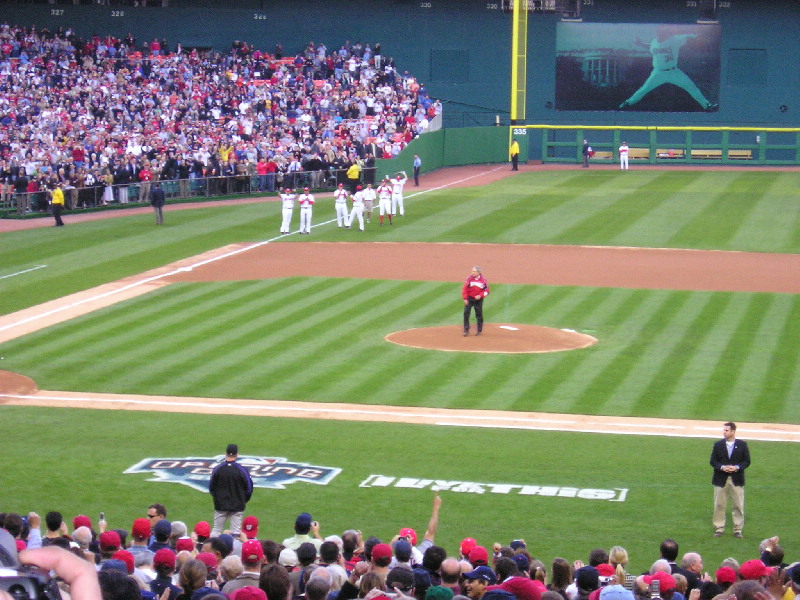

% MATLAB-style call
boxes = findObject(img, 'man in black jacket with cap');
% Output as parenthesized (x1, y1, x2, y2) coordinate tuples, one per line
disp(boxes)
(209, 443, 253, 537)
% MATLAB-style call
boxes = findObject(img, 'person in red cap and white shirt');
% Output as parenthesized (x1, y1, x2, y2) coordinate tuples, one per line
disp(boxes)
(347, 185, 366, 231)
(223, 539, 264, 594)
(279, 187, 296, 235)
(462, 266, 490, 336)
(334, 183, 350, 228)
(298, 187, 315, 234)
(393, 492, 441, 566)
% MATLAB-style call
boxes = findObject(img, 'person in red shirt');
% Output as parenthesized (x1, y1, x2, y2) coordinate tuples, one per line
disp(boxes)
(139, 164, 153, 203)
(462, 266, 489, 337)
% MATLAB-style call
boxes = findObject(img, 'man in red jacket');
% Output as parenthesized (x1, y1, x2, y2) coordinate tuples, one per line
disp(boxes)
(462, 266, 490, 336)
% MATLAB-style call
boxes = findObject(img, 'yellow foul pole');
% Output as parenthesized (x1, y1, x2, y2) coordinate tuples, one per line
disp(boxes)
(510, 0, 528, 124)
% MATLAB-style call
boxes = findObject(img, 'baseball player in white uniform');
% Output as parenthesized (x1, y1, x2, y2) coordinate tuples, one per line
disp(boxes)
(391, 171, 408, 217)
(333, 183, 350, 228)
(377, 178, 393, 226)
(347, 185, 366, 231)
(619, 141, 629, 170)
(297, 186, 315, 234)
(279, 187, 295, 234)
(362, 183, 376, 223)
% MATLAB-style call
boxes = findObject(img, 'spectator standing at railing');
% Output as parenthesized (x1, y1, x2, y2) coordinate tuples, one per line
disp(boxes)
(49, 181, 66, 226)
(139, 163, 153, 204)
(13, 167, 29, 214)
(177, 156, 191, 198)
(114, 161, 131, 204)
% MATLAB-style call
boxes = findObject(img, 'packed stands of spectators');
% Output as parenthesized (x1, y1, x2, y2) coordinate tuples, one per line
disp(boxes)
(0, 23, 442, 212)
(1, 497, 796, 600)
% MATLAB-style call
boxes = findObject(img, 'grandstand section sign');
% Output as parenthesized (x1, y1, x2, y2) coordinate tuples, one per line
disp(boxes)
(125, 455, 341, 492)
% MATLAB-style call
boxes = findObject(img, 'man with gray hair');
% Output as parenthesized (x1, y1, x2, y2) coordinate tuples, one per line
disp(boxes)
(462, 266, 490, 336)
(675, 553, 703, 594)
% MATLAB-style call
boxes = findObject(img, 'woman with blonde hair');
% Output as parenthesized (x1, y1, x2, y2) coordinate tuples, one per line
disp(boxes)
(609, 546, 630, 585)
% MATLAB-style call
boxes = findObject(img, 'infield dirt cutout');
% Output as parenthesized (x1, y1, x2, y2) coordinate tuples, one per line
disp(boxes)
(386, 324, 597, 353)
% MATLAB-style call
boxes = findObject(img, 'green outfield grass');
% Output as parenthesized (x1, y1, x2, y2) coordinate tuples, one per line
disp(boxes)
(1, 169, 799, 569)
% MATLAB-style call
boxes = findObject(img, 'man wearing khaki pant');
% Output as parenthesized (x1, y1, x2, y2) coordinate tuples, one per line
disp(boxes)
(710, 422, 750, 538)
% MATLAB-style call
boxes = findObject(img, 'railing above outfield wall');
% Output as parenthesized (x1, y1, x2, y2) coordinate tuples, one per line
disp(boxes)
(528, 125, 800, 166)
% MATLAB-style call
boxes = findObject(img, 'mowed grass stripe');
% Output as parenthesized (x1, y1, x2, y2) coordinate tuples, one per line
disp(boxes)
(509, 287, 648, 413)
(560, 290, 689, 415)
(126, 279, 328, 394)
(549, 171, 703, 246)
(261, 281, 448, 400)
(685, 294, 774, 419)
(193, 278, 385, 398)
(1, 281, 231, 381)
(756, 295, 800, 417)
(628, 293, 732, 416)
(671, 172, 780, 250)
(618, 172, 726, 248)
(729, 173, 799, 251)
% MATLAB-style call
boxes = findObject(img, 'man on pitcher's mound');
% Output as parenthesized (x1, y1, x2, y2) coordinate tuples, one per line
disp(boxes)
(462, 266, 490, 336)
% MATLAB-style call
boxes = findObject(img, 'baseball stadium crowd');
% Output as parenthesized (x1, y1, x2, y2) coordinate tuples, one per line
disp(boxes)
(1, 494, 798, 600)
(0, 22, 440, 212)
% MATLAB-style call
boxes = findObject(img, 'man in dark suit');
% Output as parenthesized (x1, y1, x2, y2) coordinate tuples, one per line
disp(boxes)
(710, 421, 750, 538)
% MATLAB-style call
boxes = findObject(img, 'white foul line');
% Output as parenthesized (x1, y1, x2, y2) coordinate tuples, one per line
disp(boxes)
(0, 265, 46, 280)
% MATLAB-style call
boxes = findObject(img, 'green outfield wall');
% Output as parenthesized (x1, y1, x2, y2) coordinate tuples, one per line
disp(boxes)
(376, 127, 526, 180)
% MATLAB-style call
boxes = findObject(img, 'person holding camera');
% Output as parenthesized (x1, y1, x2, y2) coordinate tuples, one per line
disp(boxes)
(281, 513, 323, 553)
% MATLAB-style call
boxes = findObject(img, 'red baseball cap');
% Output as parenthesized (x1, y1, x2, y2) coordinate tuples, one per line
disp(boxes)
(242, 516, 259, 539)
(242, 540, 265, 563)
(73, 515, 92, 530)
(468, 546, 489, 566)
(175, 537, 194, 553)
(643, 572, 676, 592)
(193, 521, 211, 538)
(99, 531, 121, 550)
(399, 528, 417, 546)
(154, 548, 176, 568)
(131, 518, 151, 540)
(231, 588, 267, 600)
(112, 550, 135, 574)
(372, 543, 393, 560)
(460, 538, 476, 557)
(740, 560, 773, 580)
(715, 567, 737, 584)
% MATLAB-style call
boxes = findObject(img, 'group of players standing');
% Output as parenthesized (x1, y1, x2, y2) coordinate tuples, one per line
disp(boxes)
(278, 171, 408, 235)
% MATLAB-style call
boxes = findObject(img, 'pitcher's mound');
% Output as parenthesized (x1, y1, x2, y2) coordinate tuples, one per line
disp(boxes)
(385, 324, 597, 354)
(0, 370, 37, 396)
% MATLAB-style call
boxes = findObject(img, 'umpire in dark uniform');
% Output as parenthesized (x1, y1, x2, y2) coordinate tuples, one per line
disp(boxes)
(209, 443, 253, 537)
(710, 422, 750, 538)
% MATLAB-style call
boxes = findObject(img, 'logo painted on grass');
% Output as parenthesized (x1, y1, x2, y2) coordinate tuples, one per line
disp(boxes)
(360, 475, 628, 502)
(125, 456, 341, 493)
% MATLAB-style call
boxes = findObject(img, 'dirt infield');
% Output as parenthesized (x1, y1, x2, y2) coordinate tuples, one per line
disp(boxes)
(2, 163, 799, 441)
